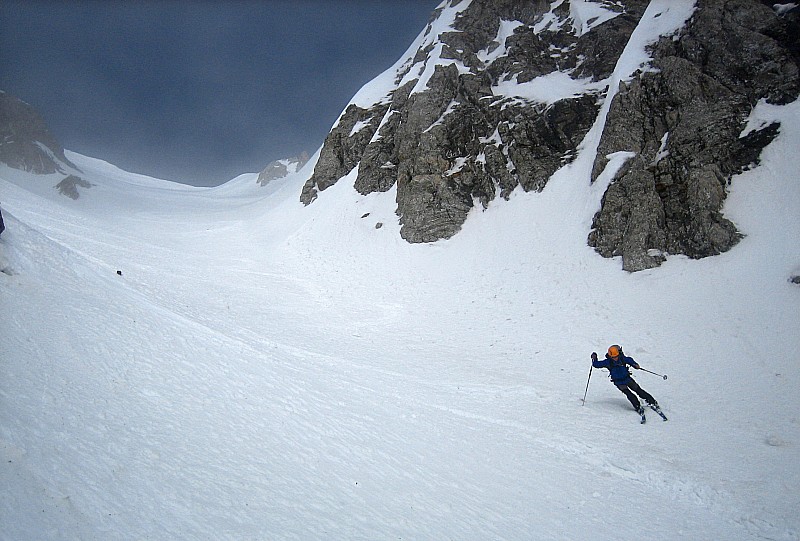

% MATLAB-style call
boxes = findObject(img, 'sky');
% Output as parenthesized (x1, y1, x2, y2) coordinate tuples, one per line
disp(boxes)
(0, 0, 438, 186)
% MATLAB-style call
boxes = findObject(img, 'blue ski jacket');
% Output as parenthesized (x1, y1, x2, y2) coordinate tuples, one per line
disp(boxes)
(593, 353, 640, 385)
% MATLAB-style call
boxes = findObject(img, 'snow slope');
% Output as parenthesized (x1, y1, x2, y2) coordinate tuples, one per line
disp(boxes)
(2, 4, 800, 541)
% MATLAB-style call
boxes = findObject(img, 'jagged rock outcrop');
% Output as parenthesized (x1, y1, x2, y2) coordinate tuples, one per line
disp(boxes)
(0, 91, 81, 175)
(0, 91, 93, 199)
(56, 175, 94, 200)
(301, 101, 392, 204)
(303, 0, 650, 242)
(589, 0, 800, 270)
(304, 0, 797, 269)
(257, 151, 310, 186)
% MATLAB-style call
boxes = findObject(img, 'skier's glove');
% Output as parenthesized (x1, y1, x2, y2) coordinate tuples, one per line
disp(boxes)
(591, 352, 598, 361)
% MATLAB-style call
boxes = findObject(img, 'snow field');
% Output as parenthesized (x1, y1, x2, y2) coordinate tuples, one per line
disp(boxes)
(3, 95, 799, 538)
(1, 0, 799, 537)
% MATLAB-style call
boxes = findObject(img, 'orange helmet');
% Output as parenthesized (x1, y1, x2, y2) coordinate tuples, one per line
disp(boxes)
(608, 345, 621, 357)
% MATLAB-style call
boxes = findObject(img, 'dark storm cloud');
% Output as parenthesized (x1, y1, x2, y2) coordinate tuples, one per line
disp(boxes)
(0, 1, 437, 186)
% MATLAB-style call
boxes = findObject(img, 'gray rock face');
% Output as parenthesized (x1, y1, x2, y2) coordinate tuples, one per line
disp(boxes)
(303, 0, 650, 243)
(0, 91, 80, 175)
(589, 0, 799, 271)
(302, 0, 798, 270)
(257, 151, 310, 186)
(56, 175, 94, 200)
(0, 91, 94, 199)
(301, 101, 391, 204)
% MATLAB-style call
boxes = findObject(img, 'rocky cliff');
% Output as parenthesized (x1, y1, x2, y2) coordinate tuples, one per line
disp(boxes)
(0, 91, 80, 174)
(257, 151, 310, 186)
(0, 91, 92, 198)
(588, 0, 799, 270)
(302, 0, 799, 270)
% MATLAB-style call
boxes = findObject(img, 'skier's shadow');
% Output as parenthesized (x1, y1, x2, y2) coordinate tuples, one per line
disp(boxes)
(583, 397, 637, 413)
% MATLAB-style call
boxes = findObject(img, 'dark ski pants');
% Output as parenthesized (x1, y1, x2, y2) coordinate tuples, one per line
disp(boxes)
(615, 379, 657, 410)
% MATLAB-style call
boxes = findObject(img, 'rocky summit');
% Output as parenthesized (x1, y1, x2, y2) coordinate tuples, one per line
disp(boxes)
(0, 91, 80, 175)
(257, 152, 310, 186)
(0, 91, 92, 198)
(302, 0, 799, 271)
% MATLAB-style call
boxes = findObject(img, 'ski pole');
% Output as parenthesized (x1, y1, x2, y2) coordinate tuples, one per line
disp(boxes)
(639, 367, 668, 380)
(582, 364, 593, 405)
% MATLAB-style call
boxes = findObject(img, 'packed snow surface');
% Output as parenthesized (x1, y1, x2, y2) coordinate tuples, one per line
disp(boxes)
(2, 0, 799, 538)
(2, 96, 799, 539)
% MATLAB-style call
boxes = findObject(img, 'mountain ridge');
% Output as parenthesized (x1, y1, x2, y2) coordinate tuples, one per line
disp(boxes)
(302, 0, 799, 271)
(0, 91, 82, 176)
(1, 1, 798, 272)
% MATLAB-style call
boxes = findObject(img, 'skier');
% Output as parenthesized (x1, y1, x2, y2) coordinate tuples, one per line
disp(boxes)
(591, 345, 661, 417)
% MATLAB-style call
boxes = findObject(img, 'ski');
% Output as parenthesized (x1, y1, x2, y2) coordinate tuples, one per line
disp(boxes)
(649, 404, 668, 421)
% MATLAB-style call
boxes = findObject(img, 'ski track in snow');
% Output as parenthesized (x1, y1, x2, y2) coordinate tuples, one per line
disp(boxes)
(2, 112, 799, 539)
